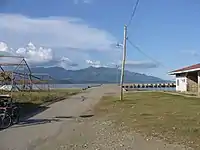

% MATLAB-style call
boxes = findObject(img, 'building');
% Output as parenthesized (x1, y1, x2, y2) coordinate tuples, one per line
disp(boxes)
(169, 63, 200, 93)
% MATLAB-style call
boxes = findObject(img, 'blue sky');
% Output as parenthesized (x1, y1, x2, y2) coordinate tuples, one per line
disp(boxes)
(0, 0, 200, 80)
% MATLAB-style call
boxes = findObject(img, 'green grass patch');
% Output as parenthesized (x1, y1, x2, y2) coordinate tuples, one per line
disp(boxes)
(95, 92, 200, 149)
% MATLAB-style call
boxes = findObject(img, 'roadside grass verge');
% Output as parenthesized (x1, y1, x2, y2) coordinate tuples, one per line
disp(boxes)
(94, 91, 200, 149)
(12, 89, 80, 104)
(1, 89, 81, 117)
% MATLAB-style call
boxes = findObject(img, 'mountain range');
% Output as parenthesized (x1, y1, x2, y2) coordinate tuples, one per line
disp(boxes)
(31, 66, 168, 84)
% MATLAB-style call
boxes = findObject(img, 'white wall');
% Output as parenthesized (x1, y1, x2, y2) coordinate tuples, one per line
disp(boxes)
(198, 71, 200, 94)
(176, 76, 187, 92)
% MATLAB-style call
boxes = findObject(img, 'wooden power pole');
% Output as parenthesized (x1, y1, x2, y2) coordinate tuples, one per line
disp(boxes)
(120, 25, 127, 101)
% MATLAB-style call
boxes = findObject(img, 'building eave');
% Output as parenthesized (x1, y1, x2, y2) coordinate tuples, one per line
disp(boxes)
(169, 68, 200, 75)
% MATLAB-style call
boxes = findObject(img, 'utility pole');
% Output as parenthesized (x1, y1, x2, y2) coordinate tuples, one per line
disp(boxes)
(116, 65, 119, 85)
(120, 25, 127, 101)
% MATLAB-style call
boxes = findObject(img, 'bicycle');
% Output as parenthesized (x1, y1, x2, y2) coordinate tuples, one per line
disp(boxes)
(0, 109, 12, 129)
(0, 95, 20, 129)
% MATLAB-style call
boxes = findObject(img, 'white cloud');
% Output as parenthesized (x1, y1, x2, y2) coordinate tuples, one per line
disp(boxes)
(35, 57, 79, 70)
(0, 42, 9, 52)
(59, 56, 78, 68)
(15, 42, 53, 64)
(0, 41, 159, 70)
(0, 13, 116, 52)
(110, 60, 159, 69)
(85, 59, 110, 68)
(0, 42, 79, 70)
(0, 42, 16, 56)
(125, 60, 159, 68)
(86, 59, 101, 67)
(85, 59, 159, 69)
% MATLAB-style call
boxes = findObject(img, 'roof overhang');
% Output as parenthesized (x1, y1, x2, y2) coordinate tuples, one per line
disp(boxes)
(169, 68, 200, 75)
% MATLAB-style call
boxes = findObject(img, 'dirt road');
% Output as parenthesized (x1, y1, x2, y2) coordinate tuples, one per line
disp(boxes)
(0, 85, 188, 150)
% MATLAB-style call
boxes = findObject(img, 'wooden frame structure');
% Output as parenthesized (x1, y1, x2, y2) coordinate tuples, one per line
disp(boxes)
(0, 55, 53, 91)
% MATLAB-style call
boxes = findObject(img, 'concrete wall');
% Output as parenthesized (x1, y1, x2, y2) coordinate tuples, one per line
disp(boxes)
(187, 72, 198, 93)
(175, 71, 200, 93)
(176, 76, 187, 92)
(198, 71, 200, 95)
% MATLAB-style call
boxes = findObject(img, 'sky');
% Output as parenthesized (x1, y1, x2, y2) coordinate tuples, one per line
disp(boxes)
(0, 0, 200, 80)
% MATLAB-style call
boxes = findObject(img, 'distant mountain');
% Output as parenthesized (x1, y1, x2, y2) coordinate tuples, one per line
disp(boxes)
(31, 66, 167, 84)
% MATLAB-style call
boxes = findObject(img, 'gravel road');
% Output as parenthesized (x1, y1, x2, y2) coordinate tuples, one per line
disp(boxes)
(0, 85, 189, 150)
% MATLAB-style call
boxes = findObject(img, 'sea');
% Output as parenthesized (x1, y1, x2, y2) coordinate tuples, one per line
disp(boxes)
(51, 84, 101, 89)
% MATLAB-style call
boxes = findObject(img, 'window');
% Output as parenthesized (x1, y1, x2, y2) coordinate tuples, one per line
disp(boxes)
(177, 79, 179, 86)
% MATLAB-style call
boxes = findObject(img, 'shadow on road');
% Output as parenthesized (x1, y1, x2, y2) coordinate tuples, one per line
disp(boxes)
(11, 118, 61, 128)
(9, 114, 93, 129)
(79, 114, 94, 118)
(19, 102, 50, 120)
(0, 103, 51, 131)
(55, 114, 94, 119)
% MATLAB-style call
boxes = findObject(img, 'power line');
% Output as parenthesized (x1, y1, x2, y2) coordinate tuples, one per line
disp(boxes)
(127, 39, 169, 69)
(127, 0, 140, 27)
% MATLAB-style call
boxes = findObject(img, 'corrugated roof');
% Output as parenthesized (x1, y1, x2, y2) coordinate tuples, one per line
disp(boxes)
(171, 63, 200, 73)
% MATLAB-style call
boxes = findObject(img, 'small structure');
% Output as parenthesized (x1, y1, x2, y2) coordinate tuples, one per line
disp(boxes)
(0, 55, 53, 92)
(169, 63, 200, 93)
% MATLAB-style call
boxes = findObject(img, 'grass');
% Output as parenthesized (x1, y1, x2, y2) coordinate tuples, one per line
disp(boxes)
(0, 89, 81, 117)
(95, 91, 200, 149)
(11, 89, 80, 104)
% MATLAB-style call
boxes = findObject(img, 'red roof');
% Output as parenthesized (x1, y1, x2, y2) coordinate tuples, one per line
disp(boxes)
(171, 63, 200, 73)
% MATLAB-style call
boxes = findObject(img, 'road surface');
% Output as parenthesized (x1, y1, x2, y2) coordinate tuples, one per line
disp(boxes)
(0, 85, 189, 150)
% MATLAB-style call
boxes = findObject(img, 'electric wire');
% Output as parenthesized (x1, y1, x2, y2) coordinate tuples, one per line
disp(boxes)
(127, 39, 169, 69)
(127, 0, 140, 27)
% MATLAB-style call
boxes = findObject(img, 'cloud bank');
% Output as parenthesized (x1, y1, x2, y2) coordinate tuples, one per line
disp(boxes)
(0, 13, 116, 52)
(109, 60, 159, 69)
(0, 41, 78, 69)
(85, 59, 159, 69)
(0, 13, 120, 69)
(124, 60, 159, 69)
(0, 13, 159, 71)
(86, 60, 101, 67)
